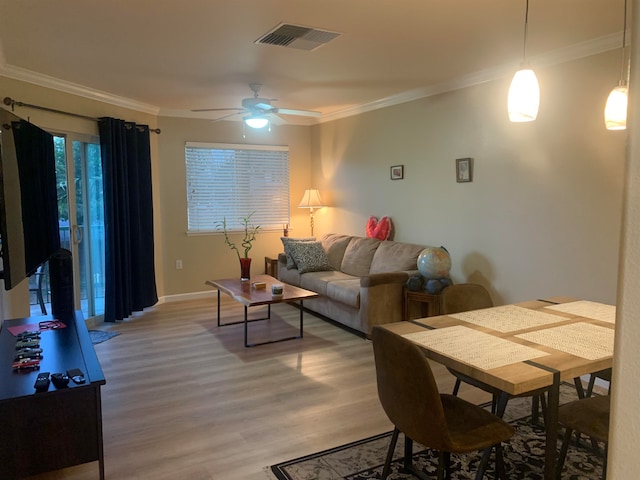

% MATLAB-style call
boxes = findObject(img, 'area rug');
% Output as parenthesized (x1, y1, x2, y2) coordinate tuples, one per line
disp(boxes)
(89, 330, 120, 344)
(270, 385, 605, 479)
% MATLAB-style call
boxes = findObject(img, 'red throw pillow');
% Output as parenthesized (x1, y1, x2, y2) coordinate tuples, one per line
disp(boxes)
(366, 216, 392, 240)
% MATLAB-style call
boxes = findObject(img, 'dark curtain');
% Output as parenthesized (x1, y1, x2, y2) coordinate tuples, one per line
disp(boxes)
(98, 118, 157, 322)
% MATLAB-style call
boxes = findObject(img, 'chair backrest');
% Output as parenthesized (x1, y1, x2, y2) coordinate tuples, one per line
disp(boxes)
(440, 283, 493, 315)
(372, 326, 452, 451)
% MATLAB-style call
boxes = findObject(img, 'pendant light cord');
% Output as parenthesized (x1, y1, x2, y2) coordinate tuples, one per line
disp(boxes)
(522, 0, 530, 63)
(620, 0, 628, 85)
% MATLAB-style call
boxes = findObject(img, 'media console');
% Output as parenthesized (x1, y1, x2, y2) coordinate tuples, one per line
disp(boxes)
(0, 311, 106, 479)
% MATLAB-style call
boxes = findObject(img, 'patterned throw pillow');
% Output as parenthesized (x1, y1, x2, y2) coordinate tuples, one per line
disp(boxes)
(281, 237, 315, 269)
(287, 241, 334, 274)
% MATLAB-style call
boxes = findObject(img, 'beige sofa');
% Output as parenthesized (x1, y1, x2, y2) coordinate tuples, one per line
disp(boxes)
(277, 233, 425, 336)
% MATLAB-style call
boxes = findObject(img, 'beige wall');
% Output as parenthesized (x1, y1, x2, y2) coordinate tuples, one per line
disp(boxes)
(156, 116, 312, 296)
(311, 50, 626, 305)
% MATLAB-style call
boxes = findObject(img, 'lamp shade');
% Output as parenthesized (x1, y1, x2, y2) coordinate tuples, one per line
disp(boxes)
(508, 68, 540, 122)
(244, 115, 269, 129)
(604, 85, 628, 130)
(298, 189, 324, 209)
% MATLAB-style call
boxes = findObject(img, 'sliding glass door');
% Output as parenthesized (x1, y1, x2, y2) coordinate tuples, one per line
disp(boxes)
(54, 134, 105, 319)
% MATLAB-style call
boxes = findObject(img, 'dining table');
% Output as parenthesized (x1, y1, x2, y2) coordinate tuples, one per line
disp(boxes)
(380, 296, 615, 480)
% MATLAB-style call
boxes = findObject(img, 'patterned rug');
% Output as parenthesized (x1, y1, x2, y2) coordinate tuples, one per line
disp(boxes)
(270, 385, 606, 479)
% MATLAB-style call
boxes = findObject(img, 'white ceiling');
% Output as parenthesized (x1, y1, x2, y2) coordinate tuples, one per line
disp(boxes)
(0, 0, 626, 124)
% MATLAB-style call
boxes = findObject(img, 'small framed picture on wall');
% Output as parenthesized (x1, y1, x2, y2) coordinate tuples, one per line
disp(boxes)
(456, 158, 473, 183)
(390, 165, 404, 180)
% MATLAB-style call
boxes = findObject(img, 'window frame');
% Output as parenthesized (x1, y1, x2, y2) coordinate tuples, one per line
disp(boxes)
(185, 142, 290, 235)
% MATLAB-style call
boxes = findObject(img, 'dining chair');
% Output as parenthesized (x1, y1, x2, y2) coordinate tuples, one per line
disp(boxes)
(372, 326, 515, 480)
(439, 283, 548, 421)
(585, 369, 612, 398)
(556, 394, 610, 479)
(28, 263, 48, 315)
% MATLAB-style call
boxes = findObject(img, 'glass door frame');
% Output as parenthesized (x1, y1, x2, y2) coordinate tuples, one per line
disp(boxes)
(53, 131, 104, 320)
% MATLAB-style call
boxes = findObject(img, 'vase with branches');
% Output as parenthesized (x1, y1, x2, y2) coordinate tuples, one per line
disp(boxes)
(217, 212, 260, 280)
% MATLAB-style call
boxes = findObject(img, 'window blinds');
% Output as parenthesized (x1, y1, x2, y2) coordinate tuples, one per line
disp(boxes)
(185, 142, 290, 233)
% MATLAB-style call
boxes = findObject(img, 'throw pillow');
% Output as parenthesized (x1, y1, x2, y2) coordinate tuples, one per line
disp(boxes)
(366, 216, 392, 240)
(287, 241, 334, 274)
(281, 237, 315, 269)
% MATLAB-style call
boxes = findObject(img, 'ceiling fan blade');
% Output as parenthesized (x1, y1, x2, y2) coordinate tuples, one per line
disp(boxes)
(274, 108, 322, 117)
(211, 112, 243, 123)
(191, 107, 245, 113)
(267, 113, 287, 126)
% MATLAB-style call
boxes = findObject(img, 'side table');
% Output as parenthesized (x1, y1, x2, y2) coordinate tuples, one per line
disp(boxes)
(403, 288, 441, 321)
(265, 256, 278, 278)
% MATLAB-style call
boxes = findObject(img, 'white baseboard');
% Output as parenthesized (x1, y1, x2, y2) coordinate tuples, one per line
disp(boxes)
(160, 290, 215, 303)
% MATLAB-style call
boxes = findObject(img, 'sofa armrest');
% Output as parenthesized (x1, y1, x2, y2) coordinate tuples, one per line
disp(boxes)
(360, 271, 410, 288)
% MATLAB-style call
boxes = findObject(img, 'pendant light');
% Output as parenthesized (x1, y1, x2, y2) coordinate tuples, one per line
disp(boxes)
(508, 0, 540, 122)
(604, 0, 629, 130)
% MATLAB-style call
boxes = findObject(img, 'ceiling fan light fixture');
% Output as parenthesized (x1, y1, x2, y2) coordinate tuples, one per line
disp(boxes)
(244, 115, 269, 129)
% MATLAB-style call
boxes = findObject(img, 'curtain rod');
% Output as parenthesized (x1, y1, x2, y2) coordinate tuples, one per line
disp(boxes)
(2, 96, 161, 134)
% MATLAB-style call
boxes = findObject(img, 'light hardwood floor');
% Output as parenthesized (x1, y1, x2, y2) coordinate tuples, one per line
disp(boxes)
(26, 297, 490, 480)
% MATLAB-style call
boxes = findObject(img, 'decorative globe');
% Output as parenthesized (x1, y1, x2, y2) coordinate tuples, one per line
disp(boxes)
(417, 246, 451, 279)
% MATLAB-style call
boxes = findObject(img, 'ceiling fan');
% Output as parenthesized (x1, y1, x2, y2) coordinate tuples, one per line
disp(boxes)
(192, 83, 321, 128)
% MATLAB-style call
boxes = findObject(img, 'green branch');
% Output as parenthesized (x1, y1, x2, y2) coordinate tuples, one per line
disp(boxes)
(217, 212, 261, 259)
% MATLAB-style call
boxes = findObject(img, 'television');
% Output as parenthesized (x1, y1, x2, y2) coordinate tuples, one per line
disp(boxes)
(0, 108, 60, 290)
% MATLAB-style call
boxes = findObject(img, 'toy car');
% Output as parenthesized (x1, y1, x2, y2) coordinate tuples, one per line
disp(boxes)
(12, 358, 41, 370)
(15, 339, 40, 349)
(14, 348, 43, 360)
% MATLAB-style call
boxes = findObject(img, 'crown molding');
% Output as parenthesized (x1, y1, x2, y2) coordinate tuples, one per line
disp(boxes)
(318, 32, 623, 124)
(0, 63, 160, 115)
(0, 32, 622, 123)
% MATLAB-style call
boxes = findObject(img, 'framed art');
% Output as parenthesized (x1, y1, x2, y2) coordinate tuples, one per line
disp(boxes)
(390, 165, 404, 180)
(456, 158, 473, 183)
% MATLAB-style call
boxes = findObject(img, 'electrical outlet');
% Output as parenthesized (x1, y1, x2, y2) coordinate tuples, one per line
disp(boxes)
(175, 259, 183, 270)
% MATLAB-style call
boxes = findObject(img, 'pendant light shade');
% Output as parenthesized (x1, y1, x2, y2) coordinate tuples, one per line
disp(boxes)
(508, 69, 540, 122)
(604, 85, 629, 130)
(604, 0, 629, 130)
(509, 0, 539, 123)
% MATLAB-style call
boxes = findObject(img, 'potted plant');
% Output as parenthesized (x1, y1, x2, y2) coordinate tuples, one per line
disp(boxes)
(218, 212, 260, 281)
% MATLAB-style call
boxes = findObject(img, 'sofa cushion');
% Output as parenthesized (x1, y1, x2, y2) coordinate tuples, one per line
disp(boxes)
(326, 279, 361, 308)
(300, 270, 356, 296)
(321, 234, 353, 271)
(369, 241, 425, 274)
(340, 237, 381, 277)
(281, 237, 315, 269)
(287, 241, 334, 274)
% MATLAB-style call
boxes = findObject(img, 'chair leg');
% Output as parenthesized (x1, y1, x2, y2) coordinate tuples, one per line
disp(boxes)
(574, 376, 586, 399)
(381, 427, 399, 480)
(444, 451, 451, 480)
(586, 374, 597, 397)
(495, 392, 510, 418)
(437, 451, 445, 480)
(475, 446, 492, 480)
(452, 378, 461, 396)
(603, 443, 608, 480)
(494, 443, 507, 480)
(556, 427, 574, 479)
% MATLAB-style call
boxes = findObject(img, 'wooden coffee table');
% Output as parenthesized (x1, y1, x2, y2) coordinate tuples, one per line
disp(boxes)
(205, 275, 318, 347)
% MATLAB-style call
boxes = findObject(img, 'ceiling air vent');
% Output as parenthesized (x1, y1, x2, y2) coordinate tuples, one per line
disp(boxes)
(255, 23, 340, 51)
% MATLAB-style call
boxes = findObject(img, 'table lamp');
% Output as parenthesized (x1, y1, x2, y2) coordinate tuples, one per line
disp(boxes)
(298, 189, 325, 236)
